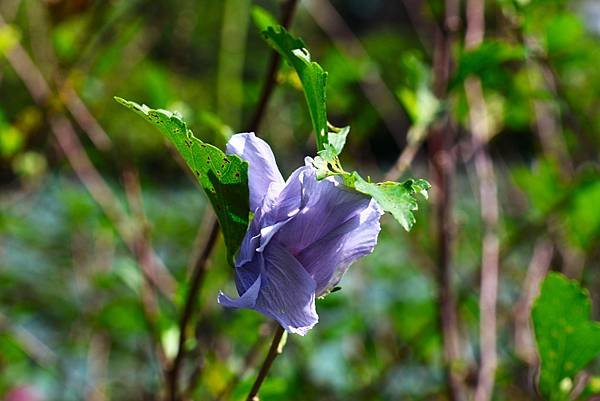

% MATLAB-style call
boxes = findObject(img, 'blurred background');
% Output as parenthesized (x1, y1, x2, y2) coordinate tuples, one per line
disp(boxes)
(1, 0, 600, 400)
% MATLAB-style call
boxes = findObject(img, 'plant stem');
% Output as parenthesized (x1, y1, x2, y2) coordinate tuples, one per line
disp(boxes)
(167, 221, 220, 401)
(245, 325, 286, 401)
(169, 1, 300, 398)
(428, 0, 465, 398)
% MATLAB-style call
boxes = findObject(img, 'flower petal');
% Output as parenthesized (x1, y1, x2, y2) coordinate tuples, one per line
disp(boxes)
(296, 198, 382, 295)
(274, 168, 383, 294)
(226, 133, 284, 211)
(255, 241, 318, 335)
(217, 274, 261, 309)
(255, 166, 312, 252)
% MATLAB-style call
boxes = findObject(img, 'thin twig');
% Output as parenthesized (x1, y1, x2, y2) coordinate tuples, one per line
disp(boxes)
(0, 311, 57, 368)
(463, 0, 500, 400)
(213, 325, 272, 401)
(384, 126, 426, 181)
(0, 13, 177, 301)
(123, 169, 169, 371)
(245, 325, 286, 401)
(166, 221, 219, 401)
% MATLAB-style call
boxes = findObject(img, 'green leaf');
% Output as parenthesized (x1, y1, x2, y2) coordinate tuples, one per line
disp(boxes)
(350, 173, 430, 231)
(397, 54, 439, 133)
(533, 273, 600, 401)
(262, 26, 329, 150)
(251, 5, 278, 32)
(327, 124, 350, 156)
(115, 97, 249, 265)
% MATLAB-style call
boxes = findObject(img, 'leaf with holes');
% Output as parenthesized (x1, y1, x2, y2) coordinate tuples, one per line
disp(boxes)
(115, 97, 249, 265)
(346, 173, 430, 231)
(533, 273, 600, 401)
(262, 26, 329, 151)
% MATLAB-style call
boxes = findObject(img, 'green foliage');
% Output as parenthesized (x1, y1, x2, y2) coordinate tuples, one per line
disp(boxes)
(262, 26, 329, 150)
(351, 175, 430, 231)
(115, 97, 249, 264)
(261, 27, 430, 230)
(533, 273, 600, 401)
(311, 150, 430, 231)
(452, 40, 525, 90)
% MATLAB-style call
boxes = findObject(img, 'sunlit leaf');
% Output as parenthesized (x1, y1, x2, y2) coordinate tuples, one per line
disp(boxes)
(115, 97, 249, 264)
(262, 26, 329, 150)
(348, 173, 430, 231)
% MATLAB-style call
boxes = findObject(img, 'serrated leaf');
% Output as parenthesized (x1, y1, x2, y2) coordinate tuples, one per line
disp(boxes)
(262, 26, 328, 150)
(533, 273, 600, 401)
(350, 173, 430, 231)
(115, 97, 249, 265)
(327, 124, 349, 156)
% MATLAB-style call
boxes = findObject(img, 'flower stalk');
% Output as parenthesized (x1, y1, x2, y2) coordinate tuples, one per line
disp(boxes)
(245, 325, 287, 401)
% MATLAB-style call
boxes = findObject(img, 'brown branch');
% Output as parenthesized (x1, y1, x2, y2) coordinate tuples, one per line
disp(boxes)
(123, 169, 169, 371)
(30, 1, 112, 150)
(166, 220, 219, 401)
(384, 126, 427, 181)
(514, 238, 553, 365)
(0, 311, 57, 368)
(463, 1, 500, 400)
(428, 0, 465, 399)
(0, 13, 177, 300)
(59, 81, 113, 150)
(245, 325, 286, 401)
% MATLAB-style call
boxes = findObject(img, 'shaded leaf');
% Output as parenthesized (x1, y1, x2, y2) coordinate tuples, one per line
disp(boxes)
(115, 97, 249, 264)
(533, 273, 600, 401)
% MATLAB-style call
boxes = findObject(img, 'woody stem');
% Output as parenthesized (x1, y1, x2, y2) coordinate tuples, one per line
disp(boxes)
(245, 325, 286, 401)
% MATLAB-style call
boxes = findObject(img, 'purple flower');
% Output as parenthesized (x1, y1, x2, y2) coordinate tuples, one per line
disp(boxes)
(218, 133, 383, 335)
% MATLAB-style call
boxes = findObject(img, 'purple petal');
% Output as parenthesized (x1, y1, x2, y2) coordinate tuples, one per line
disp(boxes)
(296, 198, 382, 295)
(218, 275, 262, 309)
(235, 167, 307, 267)
(274, 169, 383, 295)
(255, 166, 312, 252)
(226, 133, 284, 212)
(255, 241, 318, 335)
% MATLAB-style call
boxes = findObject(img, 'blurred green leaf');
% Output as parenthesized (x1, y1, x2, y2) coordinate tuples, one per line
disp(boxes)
(115, 97, 249, 264)
(0, 125, 24, 157)
(532, 273, 600, 401)
(251, 5, 278, 32)
(0, 24, 19, 56)
(452, 40, 525, 89)
(262, 26, 329, 150)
